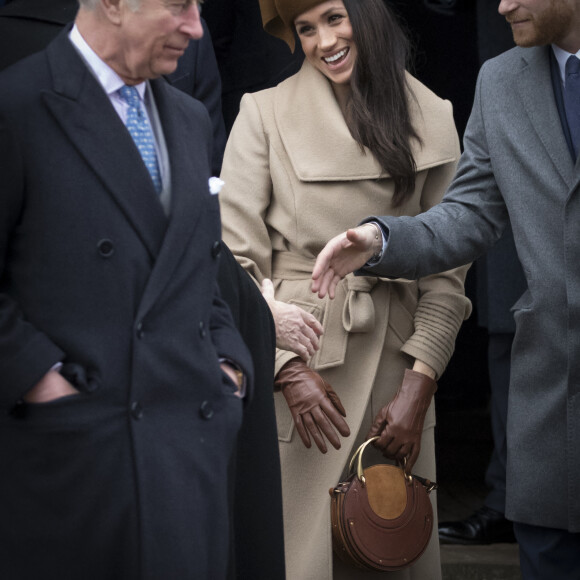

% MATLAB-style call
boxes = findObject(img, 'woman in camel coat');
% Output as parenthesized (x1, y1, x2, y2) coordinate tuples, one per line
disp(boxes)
(219, 0, 471, 578)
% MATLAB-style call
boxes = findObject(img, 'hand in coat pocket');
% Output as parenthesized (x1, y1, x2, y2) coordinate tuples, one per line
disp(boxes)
(275, 358, 350, 453)
(23, 369, 80, 403)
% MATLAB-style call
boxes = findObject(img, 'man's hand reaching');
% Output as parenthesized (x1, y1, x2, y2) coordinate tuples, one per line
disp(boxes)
(311, 224, 382, 299)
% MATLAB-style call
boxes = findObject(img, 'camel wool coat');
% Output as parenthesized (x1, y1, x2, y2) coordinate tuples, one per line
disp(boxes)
(219, 61, 471, 580)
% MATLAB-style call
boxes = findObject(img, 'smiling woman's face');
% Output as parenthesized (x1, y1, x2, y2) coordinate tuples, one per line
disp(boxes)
(295, 0, 357, 88)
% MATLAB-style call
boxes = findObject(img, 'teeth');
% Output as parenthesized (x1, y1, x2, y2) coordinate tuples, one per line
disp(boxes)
(324, 49, 347, 63)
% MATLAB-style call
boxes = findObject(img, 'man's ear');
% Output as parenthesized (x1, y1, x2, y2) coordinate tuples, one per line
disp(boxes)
(101, 0, 124, 25)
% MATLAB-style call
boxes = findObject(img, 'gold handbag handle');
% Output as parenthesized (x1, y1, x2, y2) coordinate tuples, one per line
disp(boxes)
(348, 436, 412, 485)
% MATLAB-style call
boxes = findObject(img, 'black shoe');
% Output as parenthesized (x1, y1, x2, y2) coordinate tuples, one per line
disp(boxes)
(438, 506, 517, 545)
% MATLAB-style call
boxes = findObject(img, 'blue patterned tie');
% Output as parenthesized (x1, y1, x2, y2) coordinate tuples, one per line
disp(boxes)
(564, 55, 580, 160)
(118, 85, 162, 194)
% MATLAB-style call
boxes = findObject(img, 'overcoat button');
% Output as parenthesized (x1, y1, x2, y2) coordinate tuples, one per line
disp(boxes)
(131, 401, 144, 420)
(211, 240, 222, 258)
(199, 321, 206, 339)
(200, 400, 214, 420)
(136, 321, 144, 339)
(97, 239, 114, 257)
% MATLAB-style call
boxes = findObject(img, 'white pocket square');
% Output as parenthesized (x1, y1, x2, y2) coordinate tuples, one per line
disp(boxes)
(209, 177, 225, 195)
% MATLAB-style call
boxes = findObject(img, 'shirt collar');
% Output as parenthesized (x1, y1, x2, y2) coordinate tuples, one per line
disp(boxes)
(69, 24, 147, 101)
(552, 44, 580, 85)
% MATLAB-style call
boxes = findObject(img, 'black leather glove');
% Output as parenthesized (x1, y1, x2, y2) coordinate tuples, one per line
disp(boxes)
(367, 369, 437, 472)
(275, 358, 350, 453)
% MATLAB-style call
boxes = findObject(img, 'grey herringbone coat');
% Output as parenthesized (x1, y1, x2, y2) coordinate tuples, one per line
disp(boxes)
(367, 45, 580, 532)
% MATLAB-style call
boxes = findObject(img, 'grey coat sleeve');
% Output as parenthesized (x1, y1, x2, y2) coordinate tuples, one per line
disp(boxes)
(362, 60, 510, 280)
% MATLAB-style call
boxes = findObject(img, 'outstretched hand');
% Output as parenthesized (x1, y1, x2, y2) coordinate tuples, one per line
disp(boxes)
(311, 224, 380, 299)
(261, 278, 323, 360)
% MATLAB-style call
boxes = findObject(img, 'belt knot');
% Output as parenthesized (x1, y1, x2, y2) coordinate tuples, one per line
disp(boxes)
(342, 276, 378, 333)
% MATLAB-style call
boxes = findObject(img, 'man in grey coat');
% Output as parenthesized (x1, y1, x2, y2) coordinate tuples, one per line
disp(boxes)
(312, 0, 580, 577)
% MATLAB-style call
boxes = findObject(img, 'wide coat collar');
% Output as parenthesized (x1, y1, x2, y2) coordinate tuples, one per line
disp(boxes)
(42, 28, 209, 317)
(273, 61, 458, 182)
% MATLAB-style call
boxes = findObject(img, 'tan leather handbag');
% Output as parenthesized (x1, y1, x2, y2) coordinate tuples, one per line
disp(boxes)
(329, 437, 437, 572)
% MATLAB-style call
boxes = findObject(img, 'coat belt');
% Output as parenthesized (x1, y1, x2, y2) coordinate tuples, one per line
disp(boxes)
(272, 252, 380, 370)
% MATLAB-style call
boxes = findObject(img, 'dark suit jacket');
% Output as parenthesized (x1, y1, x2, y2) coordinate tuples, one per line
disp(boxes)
(0, 27, 252, 580)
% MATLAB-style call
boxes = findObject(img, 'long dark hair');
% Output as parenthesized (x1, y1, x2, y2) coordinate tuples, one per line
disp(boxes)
(343, 0, 421, 207)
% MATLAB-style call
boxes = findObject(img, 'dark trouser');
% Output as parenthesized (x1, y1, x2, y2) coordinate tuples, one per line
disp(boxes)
(514, 522, 580, 579)
(484, 332, 513, 515)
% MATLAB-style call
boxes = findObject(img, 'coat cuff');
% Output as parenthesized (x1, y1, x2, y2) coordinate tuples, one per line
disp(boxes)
(274, 349, 301, 378)
(401, 296, 471, 379)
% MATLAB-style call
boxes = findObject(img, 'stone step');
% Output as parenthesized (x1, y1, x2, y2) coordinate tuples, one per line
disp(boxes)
(441, 544, 521, 580)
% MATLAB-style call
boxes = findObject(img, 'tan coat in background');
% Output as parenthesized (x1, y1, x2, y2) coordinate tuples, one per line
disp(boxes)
(220, 61, 471, 580)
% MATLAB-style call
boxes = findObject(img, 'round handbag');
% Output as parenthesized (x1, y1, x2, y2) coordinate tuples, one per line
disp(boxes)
(329, 437, 437, 572)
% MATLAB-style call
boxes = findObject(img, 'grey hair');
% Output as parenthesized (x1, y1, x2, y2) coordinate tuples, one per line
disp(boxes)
(78, 0, 141, 10)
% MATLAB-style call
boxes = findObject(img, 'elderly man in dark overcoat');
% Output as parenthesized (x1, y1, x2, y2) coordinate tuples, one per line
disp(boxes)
(0, 0, 253, 578)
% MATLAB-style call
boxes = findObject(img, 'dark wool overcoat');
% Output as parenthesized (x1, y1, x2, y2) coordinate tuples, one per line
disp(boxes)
(0, 28, 252, 580)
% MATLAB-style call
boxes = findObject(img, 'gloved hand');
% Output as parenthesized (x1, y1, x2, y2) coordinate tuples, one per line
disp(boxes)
(275, 358, 350, 453)
(367, 368, 437, 472)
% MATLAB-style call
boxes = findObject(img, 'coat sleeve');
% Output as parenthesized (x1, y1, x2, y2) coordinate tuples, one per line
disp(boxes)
(402, 154, 472, 378)
(362, 64, 510, 375)
(363, 99, 473, 378)
(209, 280, 255, 398)
(0, 118, 65, 406)
(366, 62, 509, 279)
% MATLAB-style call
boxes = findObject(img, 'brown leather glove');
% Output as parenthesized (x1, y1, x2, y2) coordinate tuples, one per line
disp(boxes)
(275, 358, 350, 453)
(367, 368, 437, 472)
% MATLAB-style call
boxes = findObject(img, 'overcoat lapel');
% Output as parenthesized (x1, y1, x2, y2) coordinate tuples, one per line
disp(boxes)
(517, 46, 576, 189)
(43, 29, 167, 261)
(274, 62, 382, 181)
(274, 61, 457, 182)
(135, 78, 209, 320)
